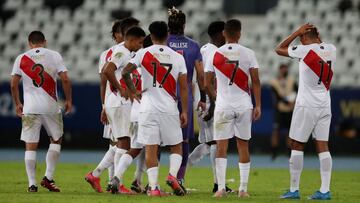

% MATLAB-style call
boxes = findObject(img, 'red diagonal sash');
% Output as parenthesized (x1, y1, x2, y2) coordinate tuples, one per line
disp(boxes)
(141, 51, 177, 100)
(105, 49, 113, 61)
(303, 50, 333, 90)
(213, 52, 250, 94)
(20, 55, 57, 101)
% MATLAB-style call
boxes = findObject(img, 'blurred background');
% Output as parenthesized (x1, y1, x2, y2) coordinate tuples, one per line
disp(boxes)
(0, 0, 359, 157)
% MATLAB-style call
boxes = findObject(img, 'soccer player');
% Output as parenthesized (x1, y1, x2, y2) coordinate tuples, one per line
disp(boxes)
(275, 23, 335, 200)
(109, 35, 153, 194)
(85, 17, 141, 193)
(167, 7, 206, 187)
(188, 20, 232, 193)
(122, 21, 188, 197)
(10, 31, 72, 192)
(205, 19, 261, 198)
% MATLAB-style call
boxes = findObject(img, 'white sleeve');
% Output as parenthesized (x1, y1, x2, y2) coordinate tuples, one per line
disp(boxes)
(204, 51, 215, 72)
(109, 51, 129, 69)
(11, 55, 22, 76)
(53, 52, 67, 73)
(178, 55, 187, 75)
(248, 50, 259, 69)
(288, 45, 308, 59)
(98, 51, 107, 73)
(129, 49, 144, 67)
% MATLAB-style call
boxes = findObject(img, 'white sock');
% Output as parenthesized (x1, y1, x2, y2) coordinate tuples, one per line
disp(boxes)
(239, 162, 250, 192)
(188, 143, 210, 166)
(215, 158, 227, 191)
(115, 153, 133, 185)
(25, 151, 37, 187)
(289, 150, 304, 192)
(93, 145, 115, 177)
(147, 167, 159, 190)
(319, 151, 332, 193)
(107, 145, 115, 182)
(45, 144, 61, 180)
(114, 147, 127, 173)
(210, 145, 217, 184)
(134, 149, 146, 183)
(169, 153, 182, 177)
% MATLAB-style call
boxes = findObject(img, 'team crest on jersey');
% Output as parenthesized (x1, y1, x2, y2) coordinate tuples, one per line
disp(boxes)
(292, 46, 297, 50)
(114, 52, 123, 58)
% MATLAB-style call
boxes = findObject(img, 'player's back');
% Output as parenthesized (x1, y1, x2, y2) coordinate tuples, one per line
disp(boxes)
(288, 42, 336, 108)
(201, 43, 217, 63)
(207, 43, 259, 110)
(131, 44, 187, 114)
(11, 47, 66, 114)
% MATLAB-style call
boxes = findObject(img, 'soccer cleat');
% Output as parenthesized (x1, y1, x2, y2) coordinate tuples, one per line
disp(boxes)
(85, 172, 103, 193)
(41, 176, 60, 192)
(308, 191, 331, 200)
(106, 183, 112, 192)
(238, 190, 250, 198)
(147, 187, 170, 197)
(212, 183, 233, 193)
(143, 183, 150, 194)
(166, 174, 185, 196)
(178, 179, 187, 194)
(118, 184, 135, 195)
(131, 180, 144, 193)
(280, 190, 300, 199)
(213, 189, 226, 197)
(109, 176, 120, 194)
(27, 185, 38, 192)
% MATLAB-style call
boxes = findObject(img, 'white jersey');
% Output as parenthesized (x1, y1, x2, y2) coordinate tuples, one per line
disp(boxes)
(98, 45, 116, 108)
(129, 44, 187, 114)
(205, 43, 259, 111)
(105, 43, 132, 107)
(201, 43, 217, 62)
(11, 47, 67, 114)
(288, 42, 336, 108)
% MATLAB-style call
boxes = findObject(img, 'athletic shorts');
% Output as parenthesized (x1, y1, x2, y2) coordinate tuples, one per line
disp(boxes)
(130, 122, 144, 149)
(105, 104, 131, 139)
(197, 110, 214, 143)
(289, 106, 331, 143)
(21, 113, 63, 143)
(214, 109, 252, 141)
(102, 124, 117, 142)
(138, 112, 183, 146)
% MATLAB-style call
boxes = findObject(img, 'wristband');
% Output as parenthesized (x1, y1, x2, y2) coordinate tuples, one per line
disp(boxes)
(200, 90, 206, 102)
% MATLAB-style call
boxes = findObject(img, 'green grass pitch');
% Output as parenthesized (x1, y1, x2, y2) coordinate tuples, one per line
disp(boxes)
(0, 162, 359, 203)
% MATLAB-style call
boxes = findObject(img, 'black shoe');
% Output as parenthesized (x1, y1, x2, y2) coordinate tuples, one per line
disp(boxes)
(212, 183, 218, 193)
(178, 179, 187, 194)
(109, 176, 120, 194)
(28, 185, 38, 192)
(212, 183, 233, 193)
(143, 183, 150, 194)
(130, 180, 143, 193)
(106, 183, 111, 192)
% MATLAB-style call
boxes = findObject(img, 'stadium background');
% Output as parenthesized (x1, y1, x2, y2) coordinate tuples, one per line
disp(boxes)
(0, 0, 359, 155)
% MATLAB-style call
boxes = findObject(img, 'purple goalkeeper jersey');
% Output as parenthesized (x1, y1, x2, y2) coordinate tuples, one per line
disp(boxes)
(167, 34, 202, 139)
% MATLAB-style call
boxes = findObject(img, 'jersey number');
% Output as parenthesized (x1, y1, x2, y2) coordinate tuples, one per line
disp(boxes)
(151, 62, 173, 88)
(31, 63, 45, 87)
(318, 60, 332, 85)
(226, 60, 239, 85)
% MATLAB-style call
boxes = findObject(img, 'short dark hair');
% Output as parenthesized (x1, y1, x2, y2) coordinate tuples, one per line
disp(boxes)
(111, 20, 122, 39)
(168, 7, 186, 35)
(149, 21, 168, 41)
(28, 31, 45, 44)
(208, 21, 225, 38)
(224, 19, 242, 37)
(120, 17, 140, 36)
(143, 34, 153, 48)
(125, 26, 146, 39)
(303, 27, 320, 39)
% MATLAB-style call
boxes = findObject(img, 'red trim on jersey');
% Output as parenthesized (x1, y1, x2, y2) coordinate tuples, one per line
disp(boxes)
(303, 50, 333, 90)
(105, 49, 113, 61)
(19, 55, 57, 101)
(142, 51, 177, 100)
(213, 52, 250, 94)
(119, 69, 142, 91)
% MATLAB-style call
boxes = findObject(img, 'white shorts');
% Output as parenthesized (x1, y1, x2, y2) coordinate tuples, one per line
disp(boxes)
(289, 106, 331, 143)
(197, 110, 214, 143)
(102, 125, 117, 142)
(21, 114, 63, 143)
(138, 112, 183, 146)
(214, 109, 252, 141)
(130, 122, 144, 149)
(105, 105, 131, 139)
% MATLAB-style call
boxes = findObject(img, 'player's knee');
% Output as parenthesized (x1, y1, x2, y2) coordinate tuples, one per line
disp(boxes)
(316, 141, 329, 153)
(290, 139, 305, 151)
(50, 137, 62, 145)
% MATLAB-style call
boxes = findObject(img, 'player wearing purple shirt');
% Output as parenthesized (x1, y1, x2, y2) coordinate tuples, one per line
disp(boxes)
(167, 7, 206, 188)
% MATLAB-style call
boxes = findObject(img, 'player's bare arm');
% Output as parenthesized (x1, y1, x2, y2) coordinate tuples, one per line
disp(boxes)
(204, 71, 216, 102)
(99, 69, 108, 124)
(121, 63, 140, 102)
(178, 73, 188, 128)
(195, 60, 206, 110)
(10, 75, 23, 117)
(58, 71, 72, 115)
(103, 62, 127, 98)
(250, 68, 261, 121)
(275, 23, 315, 57)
